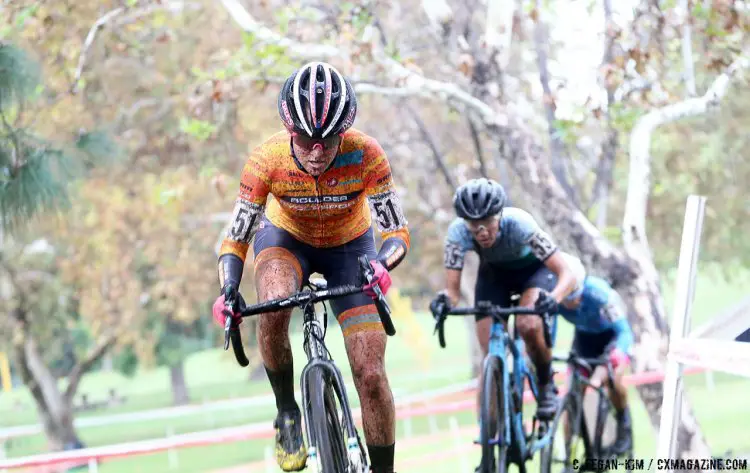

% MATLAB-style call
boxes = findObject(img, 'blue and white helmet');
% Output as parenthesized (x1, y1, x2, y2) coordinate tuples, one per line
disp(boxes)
(561, 252, 586, 302)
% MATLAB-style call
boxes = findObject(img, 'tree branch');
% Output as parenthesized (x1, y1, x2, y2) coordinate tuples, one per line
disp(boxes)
(71, 1, 200, 94)
(402, 104, 456, 189)
(623, 50, 749, 250)
(467, 117, 487, 178)
(70, 7, 126, 94)
(532, 0, 580, 208)
(0, 97, 23, 174)
(589, 0, 620, 228)
(64, 332, 118, 402)
(484, 0, 515, 69)
(420, 0, 453, 39)
(218, 0, 499, 124)
(219, 0, 338, 58)
(614, 76, 652, 102)
(679, 0, 696, 96)
(0, 252, 28, 322)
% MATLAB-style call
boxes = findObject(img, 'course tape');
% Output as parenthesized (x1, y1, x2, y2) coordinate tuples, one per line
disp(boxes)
(0, 361, 709, 469)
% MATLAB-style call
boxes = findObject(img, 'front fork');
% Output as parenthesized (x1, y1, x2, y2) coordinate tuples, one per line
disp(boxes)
(300, 357, 368, 473)
(488, 322, 512, 451)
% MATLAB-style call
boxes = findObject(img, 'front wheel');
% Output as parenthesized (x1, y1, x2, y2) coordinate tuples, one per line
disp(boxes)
(308, 367, 349, 473)
(480, 356, 508, 473)
(539, 393, 586, 473)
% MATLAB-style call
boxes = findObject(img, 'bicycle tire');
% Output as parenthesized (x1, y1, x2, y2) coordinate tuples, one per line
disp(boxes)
(308, 367, 348, 473)
(480, 356, 508, 473)
(594, 394, 633, 467)
(540, 393, 585, 473)
(593, 393, 608, 457)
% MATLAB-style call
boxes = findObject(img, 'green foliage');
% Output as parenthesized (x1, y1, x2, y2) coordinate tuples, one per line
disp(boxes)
(386, 42, 401, 61)
(609, 103, 642, 132)
(691, 2, 711, 20)
(0, 43, 119, 234)
(0, 43, 41, 109)
(551, 118, 583, 146)
(633, 87, 750, 273)
(179, 117, 217, 141)
(0, 241, 90, 377)
(75, 130, 121, 165)
(113, 345, 139, 378)
(274, 7, 293, 35)
(0, 138, 72, 231)
(350, 7, 373, 33)
(154, 317, 212, 369)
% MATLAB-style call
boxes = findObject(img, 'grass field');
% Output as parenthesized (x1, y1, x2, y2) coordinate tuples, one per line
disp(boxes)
(1, 264, 749, 472)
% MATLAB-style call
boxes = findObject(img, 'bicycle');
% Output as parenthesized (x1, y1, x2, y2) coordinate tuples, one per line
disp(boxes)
(432, 298, 557, 473)
(221, 255, 396, 473)
(540, 351, 634, 473)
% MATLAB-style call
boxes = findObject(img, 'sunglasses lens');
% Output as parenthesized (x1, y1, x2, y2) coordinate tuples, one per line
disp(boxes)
(294, 135, 338, 150)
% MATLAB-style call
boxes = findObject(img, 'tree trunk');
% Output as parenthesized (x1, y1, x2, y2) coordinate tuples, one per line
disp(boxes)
(3, 258, 113, 454)
(169, 361, 190, 406)
(13, 325, 84, 452)
(489, 116, 711, 460)
(532, 0, 579, 207)
(590, 0, 619, 230)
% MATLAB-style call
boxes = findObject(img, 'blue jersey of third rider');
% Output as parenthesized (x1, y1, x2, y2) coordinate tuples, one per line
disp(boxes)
(443, 207, 558, 271)
(557, 276, 634, 355)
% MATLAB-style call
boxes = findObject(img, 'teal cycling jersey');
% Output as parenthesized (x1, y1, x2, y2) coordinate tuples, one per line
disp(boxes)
(557, 276, 634, 355)
(443, 207, 558, 270)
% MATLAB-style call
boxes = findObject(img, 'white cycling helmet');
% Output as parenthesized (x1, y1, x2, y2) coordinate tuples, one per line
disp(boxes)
(560, 251, 586, 302)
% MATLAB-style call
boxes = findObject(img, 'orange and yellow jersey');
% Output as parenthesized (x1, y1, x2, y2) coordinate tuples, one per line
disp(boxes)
(219, 128, 410, 265)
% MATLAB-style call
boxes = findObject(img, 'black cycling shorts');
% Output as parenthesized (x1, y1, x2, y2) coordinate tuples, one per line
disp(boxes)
(473, 261, 557, 322)
(572, 328, 617, 359)
(252, 217, 383, 337)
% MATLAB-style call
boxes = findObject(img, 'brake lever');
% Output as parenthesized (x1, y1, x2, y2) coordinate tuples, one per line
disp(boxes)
(223, 284, 238, 351)
(223, 313, 232, 350)
(431, 303, 445, 335)
(358, 255, 388, 305)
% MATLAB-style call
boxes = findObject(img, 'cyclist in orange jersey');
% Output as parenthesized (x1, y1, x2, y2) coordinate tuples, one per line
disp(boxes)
(212, 62, 409, 473)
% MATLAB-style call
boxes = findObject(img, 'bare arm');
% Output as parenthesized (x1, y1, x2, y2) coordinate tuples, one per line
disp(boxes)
(543, 250, 576, 303)
(444, 268, 462, 307)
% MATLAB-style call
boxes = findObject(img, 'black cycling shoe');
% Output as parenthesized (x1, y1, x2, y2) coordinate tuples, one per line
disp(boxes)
(536, 381, 559, 421)
(273, 407, 307, 472)
(608, 410, 633, 456)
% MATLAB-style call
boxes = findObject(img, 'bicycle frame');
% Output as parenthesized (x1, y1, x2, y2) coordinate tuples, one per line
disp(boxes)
(297, 290, 364, 467)
(554, 353, 618, 464)
(221, 255, 396, 473)
(433, 300, 555, 472)
(488, 315, 556, 467)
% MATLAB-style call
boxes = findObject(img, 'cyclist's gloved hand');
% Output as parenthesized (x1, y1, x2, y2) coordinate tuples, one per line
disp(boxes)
(429, 292, 451, 320)
(212, 287, 247, 328)
(534, 290, 559, 315)
(363, 260, 392, 299)
(608, 347, 629, 369)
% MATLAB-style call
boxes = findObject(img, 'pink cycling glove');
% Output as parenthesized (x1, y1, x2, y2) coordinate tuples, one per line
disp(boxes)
(212, 294, 243, 328)
(363, 260, 392, 299)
